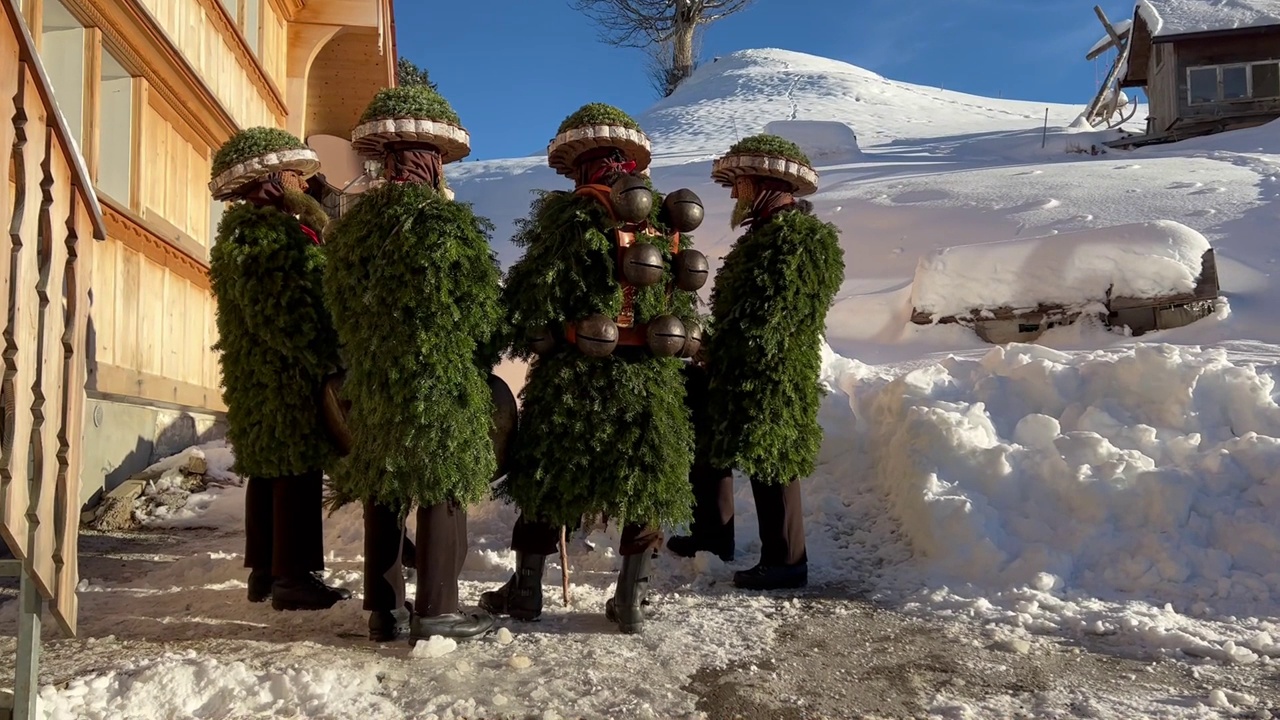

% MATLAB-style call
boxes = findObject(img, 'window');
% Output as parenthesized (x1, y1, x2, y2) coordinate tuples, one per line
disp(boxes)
(1253, 63, 1280, 98)
(40, 0, 87, 145)
(1188, 61, 1280, 104)
(217, 0, 261, 55)
(97, 48, 134, 204)
(209, 199, 227, 247)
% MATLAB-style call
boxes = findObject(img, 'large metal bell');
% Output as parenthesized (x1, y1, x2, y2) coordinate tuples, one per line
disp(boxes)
(674, 249, 710, 291)
(487, 373, 518, 481)
(622, 243, 664, 286)
(646, 314, 687, 357)
(662, 188, 704, 232)
(679, 322, 703, 359)
(576, 314, 618, 357)
(610, 174, 654, 223)
(528, 326, 556, 355)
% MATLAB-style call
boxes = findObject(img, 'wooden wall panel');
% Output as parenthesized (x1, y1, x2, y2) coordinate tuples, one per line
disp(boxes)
(262, 2, 286, 89)
(139, 96, 211, 248)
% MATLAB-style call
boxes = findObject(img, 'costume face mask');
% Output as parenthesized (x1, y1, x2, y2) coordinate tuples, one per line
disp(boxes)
(730, 175, 756, 229)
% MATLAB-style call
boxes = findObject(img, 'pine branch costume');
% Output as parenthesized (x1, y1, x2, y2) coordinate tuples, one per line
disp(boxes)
(207, 127, 338, 478)
(481, 104, 710, 633)
(324, 87, 503, 516)
(498, 103, 708, 529)
(704, 135, 844, 483)
(208, 127, 351, 612)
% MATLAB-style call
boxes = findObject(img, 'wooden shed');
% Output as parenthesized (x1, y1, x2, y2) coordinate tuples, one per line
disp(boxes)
(1115, 0, 1280, 146)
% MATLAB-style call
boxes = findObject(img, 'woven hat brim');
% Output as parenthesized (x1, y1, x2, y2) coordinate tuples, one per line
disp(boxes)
(351, 118, 471, 163)
(209, 148, 321, 201)
(710, 154, 819, 197)
(547, 124, 651, 177)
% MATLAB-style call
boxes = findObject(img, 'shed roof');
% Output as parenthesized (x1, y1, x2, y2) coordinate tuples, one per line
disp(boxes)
(1137, 0, 1280, 39)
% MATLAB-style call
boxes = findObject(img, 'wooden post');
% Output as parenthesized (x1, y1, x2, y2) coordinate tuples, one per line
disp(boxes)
(1042, 108, 1049, 148)
(13, 569, 42, 720)
(559, 525, 570, 605)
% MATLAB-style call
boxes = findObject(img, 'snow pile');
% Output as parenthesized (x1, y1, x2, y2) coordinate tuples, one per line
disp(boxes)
(37, 652, 399, 720)
(908, 220, 1210, 317)
(763, 119, 863, 161)
(837, 341, 1280, 658)
(1087, 18, 1133, 56)
(1140, 0, 1280, 38)
(133, 441, 242, 530)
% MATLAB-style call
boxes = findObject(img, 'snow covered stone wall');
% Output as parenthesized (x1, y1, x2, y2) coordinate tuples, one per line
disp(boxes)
(909, 220, 1210, 318)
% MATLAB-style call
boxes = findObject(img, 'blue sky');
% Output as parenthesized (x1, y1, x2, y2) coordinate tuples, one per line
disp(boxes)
(402, 0, 1137, 160)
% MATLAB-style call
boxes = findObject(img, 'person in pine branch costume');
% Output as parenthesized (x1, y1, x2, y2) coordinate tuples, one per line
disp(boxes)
(322, 86, 506, 642)
(694, 134, 844, 590)
(480, 103, 709, 634)
(207, 127, 351, 612)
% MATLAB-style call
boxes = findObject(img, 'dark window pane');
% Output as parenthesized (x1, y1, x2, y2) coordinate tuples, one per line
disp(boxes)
(1252, 63, 1280, 98)
(1189, 67, 1218, 103)
(1223, 65, 1249, 99)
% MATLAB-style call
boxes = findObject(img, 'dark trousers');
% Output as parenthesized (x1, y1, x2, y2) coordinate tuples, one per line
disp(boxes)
(363, 500, 406, 612)
(689, 464, 735, 547)
(243, 471, 325, 577)
(752, 477, 807, 566)
(511, 513, 662, 557)
(416, 501, 468, 617)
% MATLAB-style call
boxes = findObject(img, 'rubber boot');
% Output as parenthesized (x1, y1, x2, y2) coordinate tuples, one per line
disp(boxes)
(605, 552, 651, 634)
(478, 552, 546, 621)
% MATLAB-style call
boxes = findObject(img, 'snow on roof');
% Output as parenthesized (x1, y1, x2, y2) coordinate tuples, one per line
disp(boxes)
(909, 220, 1210, 318)
(1138, 0, 1280, 38)
(1087, 18, 1132, 57)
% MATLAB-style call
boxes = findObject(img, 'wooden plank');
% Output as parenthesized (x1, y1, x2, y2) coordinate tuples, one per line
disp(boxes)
(90, 361, 226, 412)
(114, 242, 140, 371)
(0, 2, 22, 563)
(0, 65, 45, 568)
(138, 258, 163, 374)
(91, 232, 115, 365)
(51, 194, 91, 637)
(162, 271, 185, 380)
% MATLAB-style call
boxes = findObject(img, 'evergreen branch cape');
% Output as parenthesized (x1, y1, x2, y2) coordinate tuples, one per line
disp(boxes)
(206, 128, 338, 479)
(704, 135, 845, 483)
(497, 186, 699, 528)
(323, 88, 503, 515)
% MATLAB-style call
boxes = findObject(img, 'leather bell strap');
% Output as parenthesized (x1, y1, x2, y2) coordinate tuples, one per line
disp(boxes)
(564, 321, 649, 347)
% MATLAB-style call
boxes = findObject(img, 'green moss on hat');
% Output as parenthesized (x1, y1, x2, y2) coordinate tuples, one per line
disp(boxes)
(359, 86, 461, 126)
(557, 103, 641, 135)
(726, 134, 811, 167)
(212, 127, 308, 179)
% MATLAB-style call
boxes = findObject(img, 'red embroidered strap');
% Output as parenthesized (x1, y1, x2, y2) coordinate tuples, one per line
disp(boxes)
(299, 223, 321, 246)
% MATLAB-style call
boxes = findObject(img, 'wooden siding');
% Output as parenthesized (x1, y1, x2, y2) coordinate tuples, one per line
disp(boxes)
(262, 0, 286, 88)
(138, 86, 212, 250)
(135, 0, 277, 128)
(1148, 43, 1181, 132)
(1171, 29, 1280, 122)
(304, 26, 389, 137)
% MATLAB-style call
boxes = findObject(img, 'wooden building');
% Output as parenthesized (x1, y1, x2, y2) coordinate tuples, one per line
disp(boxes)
(19, 0, 396, 505)
(1116, 0, 1280, 146)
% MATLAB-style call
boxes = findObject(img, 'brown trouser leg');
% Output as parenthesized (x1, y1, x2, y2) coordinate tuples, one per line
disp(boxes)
(689, 464, 735, 546)
(619, 523, 663, 556)
(363, 500, 406, 612)
(414, 501, 467, 617)
(751, 477, 806, 566)
(509, 513, 560, 555)
(244, 472, 325, 577)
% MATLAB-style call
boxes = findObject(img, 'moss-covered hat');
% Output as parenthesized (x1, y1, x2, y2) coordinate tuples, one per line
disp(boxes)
(547, 103, 651, 177)
(351, 86, 471, 163)
(710, 134, 818, 197)
(209, 127, 320, 201)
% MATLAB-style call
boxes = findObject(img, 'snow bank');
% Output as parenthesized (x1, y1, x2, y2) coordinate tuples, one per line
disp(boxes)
(839, 341, 1280, 659)
(763, 120, 863, 161)
(1140, 0, 1280, 37)
(909, 220, 1210, 317)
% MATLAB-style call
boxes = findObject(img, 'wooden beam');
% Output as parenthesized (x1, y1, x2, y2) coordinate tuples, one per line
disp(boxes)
(1086, 5, 1131, 61)
(89, 363, 227, 413)
(296, 0, 378, 27)
(0, 559, 20, 576)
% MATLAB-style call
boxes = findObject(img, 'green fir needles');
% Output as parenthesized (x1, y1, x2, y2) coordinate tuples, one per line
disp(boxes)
(703, 206, 843, 483)
(360, 85, 462, 126)
(557, 102, 641, 134)
(725, 134, 812, 167)
(212, 127, 308, 179)
(323, 182, 502, 514)
(208, 203, 339, 477)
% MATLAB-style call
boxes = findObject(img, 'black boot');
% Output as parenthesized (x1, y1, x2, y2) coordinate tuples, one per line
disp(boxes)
(605, 552, 651, 634)
(270, 573, 352, 611)
(733, 562, 807, 591)
(246, 570, 273, 603)
(410, 611, 495, 641)
(478, 552, 546, 621)
(666, 534, 734, 563)
(369, 602, 412, 642)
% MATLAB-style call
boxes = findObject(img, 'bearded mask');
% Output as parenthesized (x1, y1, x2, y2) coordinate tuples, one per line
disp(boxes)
(730, 176, 756, 229)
